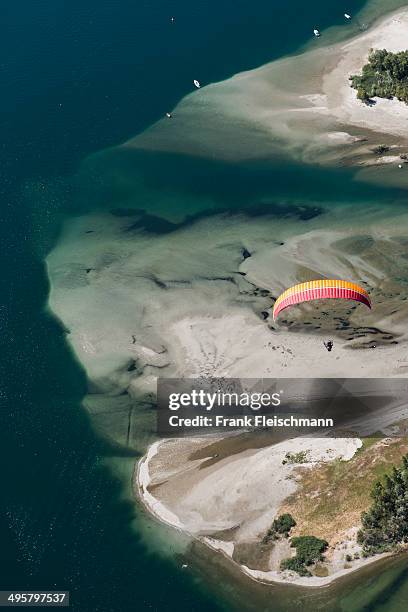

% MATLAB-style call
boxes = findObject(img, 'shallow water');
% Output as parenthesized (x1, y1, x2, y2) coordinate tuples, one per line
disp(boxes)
(3, 0, 408, 611)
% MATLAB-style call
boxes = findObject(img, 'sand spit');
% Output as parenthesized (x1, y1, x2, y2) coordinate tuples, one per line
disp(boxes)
(138, 441, 185, 529)
(135, 434, 397, 587)
(126, 8, 408, 172)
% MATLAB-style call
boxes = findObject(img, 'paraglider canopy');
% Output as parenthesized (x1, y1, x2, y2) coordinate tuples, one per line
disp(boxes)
(273, 279, 371, 320)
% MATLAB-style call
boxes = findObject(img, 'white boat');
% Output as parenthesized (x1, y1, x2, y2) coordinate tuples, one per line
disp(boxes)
(313, 29, 320, 37)
(193, 79, 201, 88)
(165, 112, 172, 118)
(344, 13, 351, 19)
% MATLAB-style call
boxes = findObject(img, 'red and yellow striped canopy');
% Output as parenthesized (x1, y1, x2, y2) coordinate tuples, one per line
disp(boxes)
(273, 279, 371, 320)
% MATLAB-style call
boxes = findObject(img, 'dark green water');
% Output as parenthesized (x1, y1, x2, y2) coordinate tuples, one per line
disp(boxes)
(2, 1, 408, 610)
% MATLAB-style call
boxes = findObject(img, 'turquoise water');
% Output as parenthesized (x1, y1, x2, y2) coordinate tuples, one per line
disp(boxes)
(2, 1, 408, 610)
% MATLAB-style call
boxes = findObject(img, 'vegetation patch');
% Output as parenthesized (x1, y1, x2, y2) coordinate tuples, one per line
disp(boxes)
(351, 49, 408, 103)
(278, 436, 408, 543)
(280, 556, 311, 577)
(357, 454, 408, 556)
(371, 144, 390, 156)
(282, 450, 309, 465)
(290, 535, 328, 564)
(262, 513, 296, 544)
(280, 535, 328, 576)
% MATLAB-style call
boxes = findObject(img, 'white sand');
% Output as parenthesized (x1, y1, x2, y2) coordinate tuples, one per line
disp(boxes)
(203, 537, 235, 558)
(138, 436, 362, 540)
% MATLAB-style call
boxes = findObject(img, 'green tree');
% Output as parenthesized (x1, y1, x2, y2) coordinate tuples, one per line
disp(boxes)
(280, 535, 328, 576)
(262, 513, 296, 543)
(351, 49, 408, 104)
(357, 453, 408, 555)
(290, 536, 328, 565)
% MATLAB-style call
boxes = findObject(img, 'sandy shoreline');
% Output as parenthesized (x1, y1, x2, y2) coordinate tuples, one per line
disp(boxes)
(135, 435, 393, 588)
(137, 441, 184, 529)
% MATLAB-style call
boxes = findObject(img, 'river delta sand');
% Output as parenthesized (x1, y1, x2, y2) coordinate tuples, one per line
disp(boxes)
(46, 6, 408, 589)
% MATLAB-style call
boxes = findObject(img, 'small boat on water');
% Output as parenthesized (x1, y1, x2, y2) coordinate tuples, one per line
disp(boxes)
(193, 79, 201, 88)
(165, 112, 172, 118)
(344, 13, 351, 20)
(313, 29, 321, 37)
